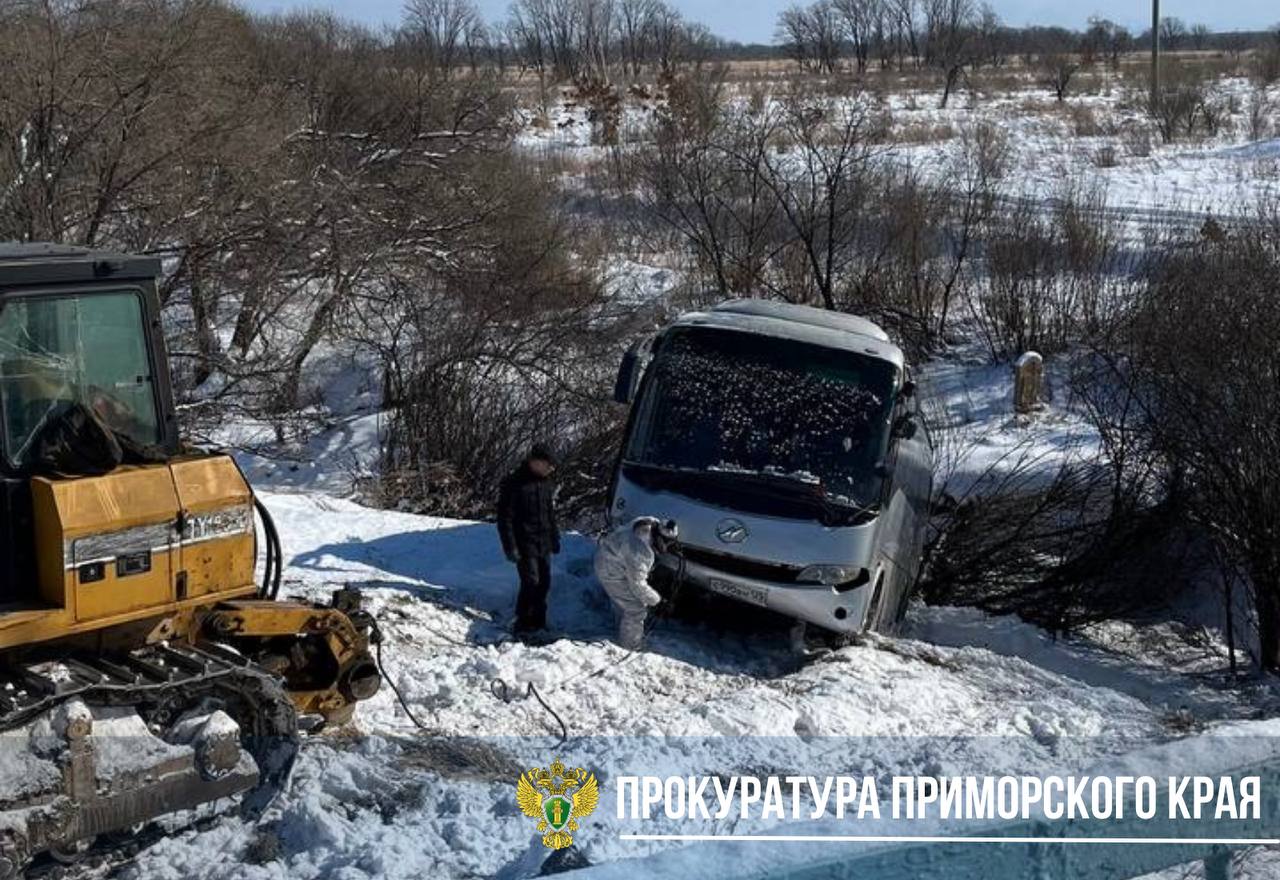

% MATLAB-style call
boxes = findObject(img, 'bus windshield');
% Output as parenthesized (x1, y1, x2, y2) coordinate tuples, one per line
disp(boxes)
(624, 326, 898, 510)
(0, 290, 162, 466)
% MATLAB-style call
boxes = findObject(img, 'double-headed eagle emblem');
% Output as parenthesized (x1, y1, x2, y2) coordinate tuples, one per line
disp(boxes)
(515, 758, 599, 850)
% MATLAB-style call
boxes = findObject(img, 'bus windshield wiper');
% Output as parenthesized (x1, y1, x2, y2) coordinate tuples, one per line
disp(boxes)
(625, 461, 879, 525)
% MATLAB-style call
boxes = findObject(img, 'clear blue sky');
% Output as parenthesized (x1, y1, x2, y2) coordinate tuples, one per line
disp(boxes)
(242, 0, 1277, 46)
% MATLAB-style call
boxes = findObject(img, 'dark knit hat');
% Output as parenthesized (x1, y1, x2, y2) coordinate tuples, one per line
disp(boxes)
(528, 443, 558, 465)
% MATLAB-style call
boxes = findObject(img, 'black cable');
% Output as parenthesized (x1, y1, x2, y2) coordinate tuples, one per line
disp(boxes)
(369, 621, 436, 733)
(526, 683, 568, 745)
(484, 545, 692, 743)
(489, 678, 569, 746)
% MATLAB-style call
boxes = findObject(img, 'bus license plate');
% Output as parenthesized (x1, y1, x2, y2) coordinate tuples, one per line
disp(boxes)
(706, 577, 769, 608)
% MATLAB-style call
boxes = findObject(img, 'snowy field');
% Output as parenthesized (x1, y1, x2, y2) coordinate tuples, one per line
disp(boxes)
(519, 72, 1280, 222)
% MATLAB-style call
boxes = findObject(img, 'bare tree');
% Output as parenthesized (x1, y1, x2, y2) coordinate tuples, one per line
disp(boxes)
(625, 67, 780, 298)
(886, 0, 920, 68)
(1158, 16, 1187, 51)
(1189, 23, 1211, 52)
(0, 0, 258, 245)
(404, 0, 482, 77)
(777, 2, 843, 75)
(833, 0, 879, 73)
(1038, 44, 1079, 102)
(753, 90, 887, 308)
(617, 0, 658, 78)
(576, 0, 616, 80)
(923, 0, 983, 108)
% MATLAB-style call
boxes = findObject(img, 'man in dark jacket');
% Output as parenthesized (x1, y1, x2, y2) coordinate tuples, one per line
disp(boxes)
(497, 444, 561, 635)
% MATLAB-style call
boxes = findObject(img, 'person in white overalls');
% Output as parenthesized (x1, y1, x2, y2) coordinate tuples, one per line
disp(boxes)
(594, 517, 675, 650)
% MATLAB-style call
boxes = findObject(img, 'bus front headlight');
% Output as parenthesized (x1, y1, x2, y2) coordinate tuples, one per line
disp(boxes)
(797, 565, 870, 589)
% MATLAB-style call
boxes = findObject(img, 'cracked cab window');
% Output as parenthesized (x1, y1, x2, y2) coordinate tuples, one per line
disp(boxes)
(0, 290, 161, 466)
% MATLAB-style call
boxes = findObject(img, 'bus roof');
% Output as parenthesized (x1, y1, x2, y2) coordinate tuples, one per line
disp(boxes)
(671, 299, 904, 370)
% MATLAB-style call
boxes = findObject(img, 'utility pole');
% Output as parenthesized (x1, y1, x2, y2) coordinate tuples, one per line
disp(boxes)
(1150, 0, 1161, 112)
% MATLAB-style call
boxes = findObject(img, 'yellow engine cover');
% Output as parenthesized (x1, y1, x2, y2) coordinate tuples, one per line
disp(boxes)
(0, 455, 260, 649)
(38, 464, 179, 620)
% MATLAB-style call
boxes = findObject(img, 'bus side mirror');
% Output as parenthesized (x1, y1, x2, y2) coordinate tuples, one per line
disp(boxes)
(614, 349, 640, 404)
(614, 336, 656, 404)
(901, 380, 916, 399)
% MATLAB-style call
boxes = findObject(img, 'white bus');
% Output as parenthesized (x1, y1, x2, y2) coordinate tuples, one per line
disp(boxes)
(609, 299, 933, 637)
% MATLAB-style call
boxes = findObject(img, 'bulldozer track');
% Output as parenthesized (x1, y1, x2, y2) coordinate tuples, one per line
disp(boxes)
(1, 641, 257, 732)
(1, 640, 301, 808)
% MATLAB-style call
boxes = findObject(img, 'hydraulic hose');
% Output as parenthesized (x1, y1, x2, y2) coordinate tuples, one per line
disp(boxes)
(254, 496, 284, 600)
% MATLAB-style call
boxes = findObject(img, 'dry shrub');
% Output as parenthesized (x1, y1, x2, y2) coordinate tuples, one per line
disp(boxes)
(923, 454, 1203, 633)
(1016, 96, 1057, 115)
(1254, 29, 1280, 85)
(1121, 124, 1153, 158)
(571, 78, 623, 146)
(974, 179, 1124, 358)
(1150, 62, 1225, 143)
(1246, 85, 1274, 141)
(893, 121, 956, 143)
(1091, 144, 1118, 168)
(1068, 104, 1114, 137)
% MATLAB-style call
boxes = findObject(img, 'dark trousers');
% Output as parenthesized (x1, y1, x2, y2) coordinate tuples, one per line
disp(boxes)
(515, 554, 552, 631)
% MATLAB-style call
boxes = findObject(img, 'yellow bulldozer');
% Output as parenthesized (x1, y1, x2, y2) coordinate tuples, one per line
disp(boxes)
(0, 244, 382, 875)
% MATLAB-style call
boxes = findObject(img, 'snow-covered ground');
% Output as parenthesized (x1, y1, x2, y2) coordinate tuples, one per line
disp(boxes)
(97, 485, 1279, 880)
(69, 351, 1275, 880)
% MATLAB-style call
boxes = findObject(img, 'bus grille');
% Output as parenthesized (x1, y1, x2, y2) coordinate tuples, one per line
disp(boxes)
(678, 545, 804, 584)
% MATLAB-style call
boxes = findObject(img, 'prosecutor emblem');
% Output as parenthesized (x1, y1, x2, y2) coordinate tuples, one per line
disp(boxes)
(516, 758, 600, 849)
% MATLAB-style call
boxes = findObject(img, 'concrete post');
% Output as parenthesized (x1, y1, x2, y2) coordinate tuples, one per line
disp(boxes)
(1013, 351, 1044, 414)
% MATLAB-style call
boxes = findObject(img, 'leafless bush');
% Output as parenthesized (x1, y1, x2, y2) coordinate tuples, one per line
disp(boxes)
(1068, 105, 1113, 138)
(978, 205, 1280, 670)
(1150, 62, 1219, 143)
(356, 161, 633, 516)
(1121, 124, 1153, 158)
(627, 76, 1003, 354)
(1038, 49, 1079, 102)
(892, 121, 957, 143)
(925, 478, 1201, 633)
(1121, 209, 1280, 669)
(921, 418, 1200, 632)
(972, 180, 1123, 358)
(1200, 95, 1234, 139)
(572, 77, 623, 145)
(1246, 85, 1274, 141)
(1091, 145, 1118, 168)
(861, 170, 962, 350)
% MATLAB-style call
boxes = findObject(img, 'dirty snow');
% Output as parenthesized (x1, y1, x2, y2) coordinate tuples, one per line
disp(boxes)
(79, 304, 1280, 879)
(81, 475, 1278, 880)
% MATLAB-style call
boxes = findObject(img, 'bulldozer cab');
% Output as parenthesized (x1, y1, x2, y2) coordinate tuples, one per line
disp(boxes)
(0, 243, 180, 608)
